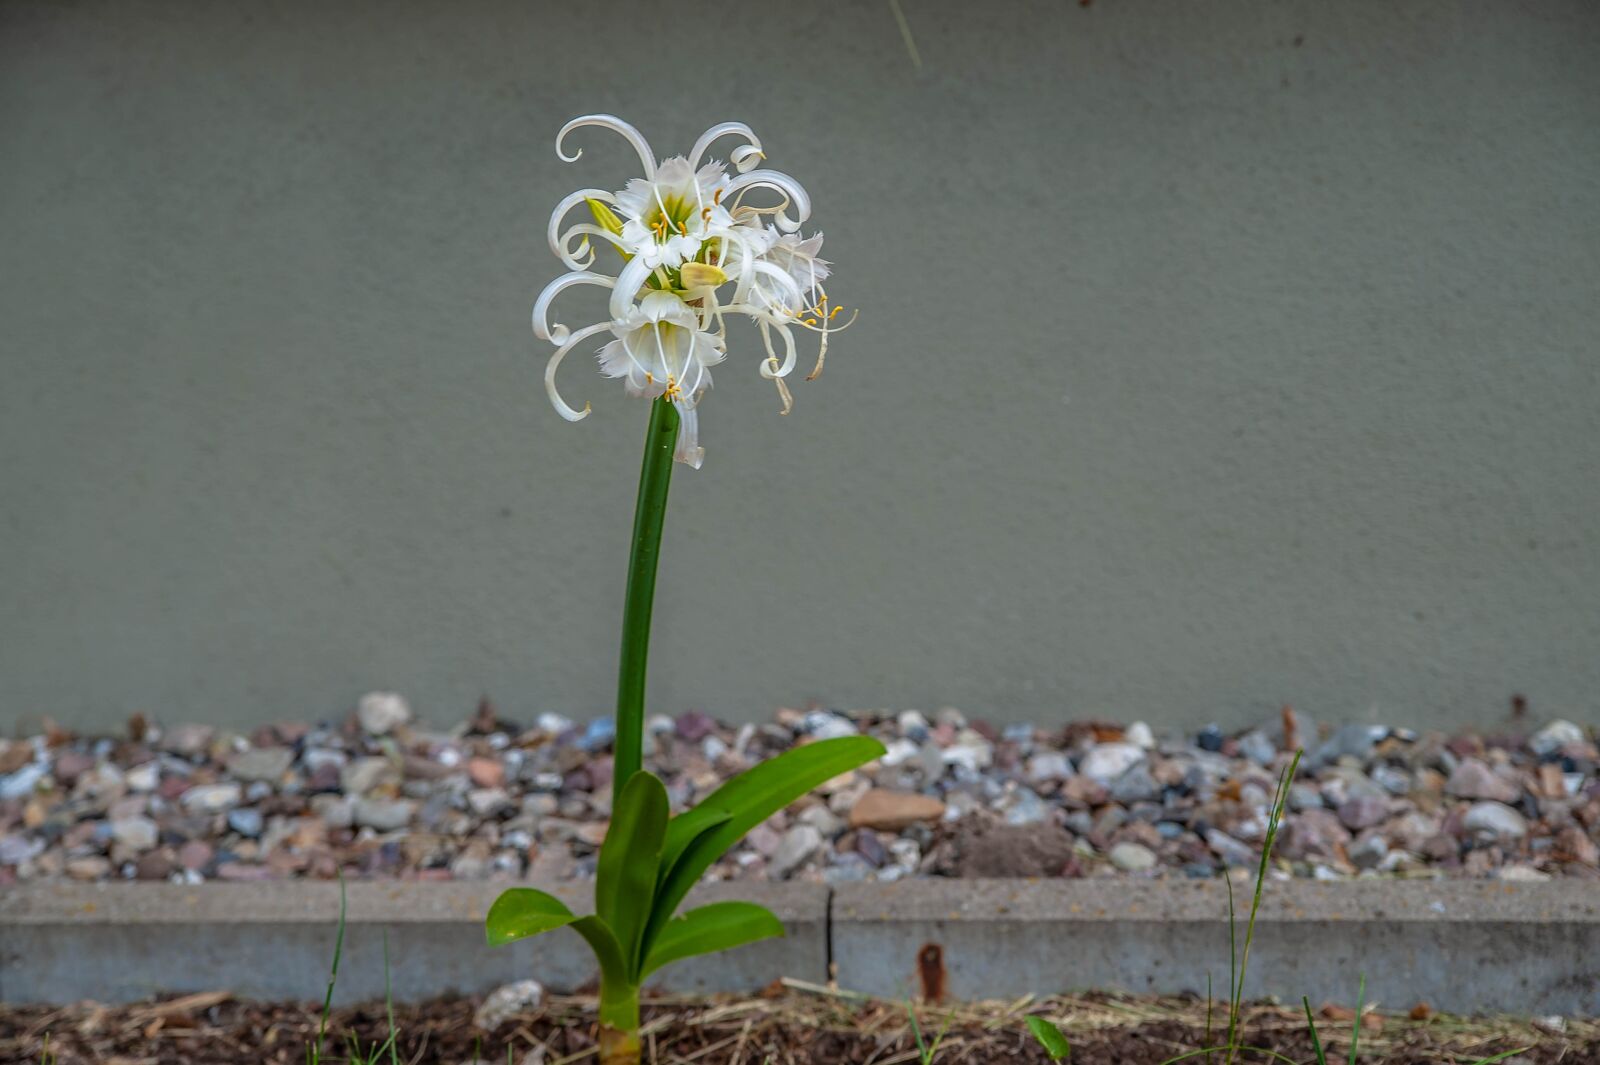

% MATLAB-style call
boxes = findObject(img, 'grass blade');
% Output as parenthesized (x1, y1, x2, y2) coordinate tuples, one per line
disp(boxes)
(1302, 997, 1328, 1065)
(1348, 973, 1365, 1065)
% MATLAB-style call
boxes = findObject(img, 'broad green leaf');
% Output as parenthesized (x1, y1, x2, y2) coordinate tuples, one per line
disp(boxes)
(485, 888, 580, 947)
(595, 770, 669, 977)
(569, 914, 633, 1000)
(640, 901, 785, 978)
(645, 736, 884, 952)
(1026, 1016, 1071, 1060)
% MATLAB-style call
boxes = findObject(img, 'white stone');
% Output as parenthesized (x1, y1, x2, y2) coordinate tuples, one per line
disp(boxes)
(1108, 841, 1157, 871)
(1462, 801, 1527, 841)
(182, 783, 242, 813)
(896, 710, 930, 735)
(473, 979, 545, 1030)
(769, 824, 822, 879)
(1125, 721, 1156, 750)
(1529, 719, 1585, 758)
(1079, 742, 1145, 784)
(110, 815, 159, 852)
(879, 739, 920, 767)
(357, 692, 412, 735)
(803, 711, 857, 740)
(230, 746, 294, 783)
(124, 762, 160, 792)
(467, 788, 511, 817)
(1025, 752, 1074, 783)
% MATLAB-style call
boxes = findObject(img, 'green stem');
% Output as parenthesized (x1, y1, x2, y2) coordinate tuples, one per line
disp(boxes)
(614, 396, 680, 808)
(597, 981, 642, 1065)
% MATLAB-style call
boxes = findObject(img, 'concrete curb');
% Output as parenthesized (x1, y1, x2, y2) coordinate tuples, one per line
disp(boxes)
(0, 881, 828, 1005)
(833, 879, 1600, 1015)
(3, 880, 1597, 1013)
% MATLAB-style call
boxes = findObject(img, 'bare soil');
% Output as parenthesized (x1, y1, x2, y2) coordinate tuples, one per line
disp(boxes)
(3, 986, 1594, 1064)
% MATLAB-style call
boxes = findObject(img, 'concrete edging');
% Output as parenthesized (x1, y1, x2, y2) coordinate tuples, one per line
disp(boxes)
(3, 880, 1597, 1014)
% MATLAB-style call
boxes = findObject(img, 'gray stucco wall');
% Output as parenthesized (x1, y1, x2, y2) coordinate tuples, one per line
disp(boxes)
(2, 0, 1597, 734)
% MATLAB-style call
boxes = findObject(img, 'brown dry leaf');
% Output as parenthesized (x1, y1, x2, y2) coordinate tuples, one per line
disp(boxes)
(1320, 1003, 1356, 1021)
(1409, 1003, 1435, 1021)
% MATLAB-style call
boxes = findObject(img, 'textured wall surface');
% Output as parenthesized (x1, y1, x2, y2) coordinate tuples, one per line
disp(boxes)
(2, 0, 1597, 733)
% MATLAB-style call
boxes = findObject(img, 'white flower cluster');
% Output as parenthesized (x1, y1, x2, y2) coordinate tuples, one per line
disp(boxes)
(532, 115, 852, 468)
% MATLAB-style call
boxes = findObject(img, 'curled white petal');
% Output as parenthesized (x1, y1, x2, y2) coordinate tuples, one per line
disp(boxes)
(544, 322, 611, 422)
(724, 169, 812, 232)
(533, 271, 613, 344)
(608, 255, 655, 322)
(556, 115, 657, 178)
(758, 319, 797, 379)
(556, 223, 628, 271)
(547, 188, 619, 264)
(689, 122, 762, 172)
(673, 401, 705, 468)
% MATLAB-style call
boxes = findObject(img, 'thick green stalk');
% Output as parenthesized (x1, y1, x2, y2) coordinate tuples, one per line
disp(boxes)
(597, 981, 642, 1065)
(614, 397, 680, 808)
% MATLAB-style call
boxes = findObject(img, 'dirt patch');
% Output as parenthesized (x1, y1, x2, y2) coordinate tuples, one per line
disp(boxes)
(4, 986, 1594, 1064)
(954, 817, 1077, 878)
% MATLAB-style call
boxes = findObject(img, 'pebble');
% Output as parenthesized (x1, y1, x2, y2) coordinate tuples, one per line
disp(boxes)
(1025, 751, 1074, 783)
(1349, 834, 1389, 869)
(125, 762, 160, 792)
(354, 798, 417, 831)
(1446, 759, 1521, 804)
(1235, 731, 1276, 766)
(1079, 742, 1145, 784)
(1108, 765, 1160, 803)
(1312, 722, 1385, 766)
(467, 788, 511, 817)
(1336, 795, 1389, 831)
(770, 824, 822, 879)
(1124, 721, 1155, 750)
(341, 757, 395, 796)
(0, 763, 47, 800)
(109, 816, 160, 852)
(1462, 801, 1527, 841)
(1003, 788, 1050, 826)
(181, 783, 242, 813)
(65, 856, 112, 880)
(178, 840, 214, 871)
(848, 789, 946, 832)
(1529, 720, 1586, 759)
(230, 747, 294, 784)
(357, 692, 412, 735)
(467, 758, 506, 789)
(474, 980, 544, 1030)
(226, 807, 264, 838)
(1109, 841, 1157, 871)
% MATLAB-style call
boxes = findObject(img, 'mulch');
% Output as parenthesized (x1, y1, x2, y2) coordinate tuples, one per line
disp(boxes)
(3, 983, 1595, 1064)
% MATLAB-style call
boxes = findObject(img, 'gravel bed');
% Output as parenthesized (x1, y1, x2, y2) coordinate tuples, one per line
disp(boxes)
(1, 696, 1596, 886)
(3, 986, 1593, 1064)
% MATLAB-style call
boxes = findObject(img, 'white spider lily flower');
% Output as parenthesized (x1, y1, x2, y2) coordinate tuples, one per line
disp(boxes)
(596, 292, 725, 468)
(532, 114, 854, 465)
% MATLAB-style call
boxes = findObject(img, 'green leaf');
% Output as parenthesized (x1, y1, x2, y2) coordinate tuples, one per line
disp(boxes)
(485, 889, 582, 947)
(646, 735, 884, 950)
(641, 902, 785, 978)
(568, 915, 633, 1001)
(595, 771, 669, 977)
(1302, 996, 1327, 1065)
(1026, 1016, 1071, 1060)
